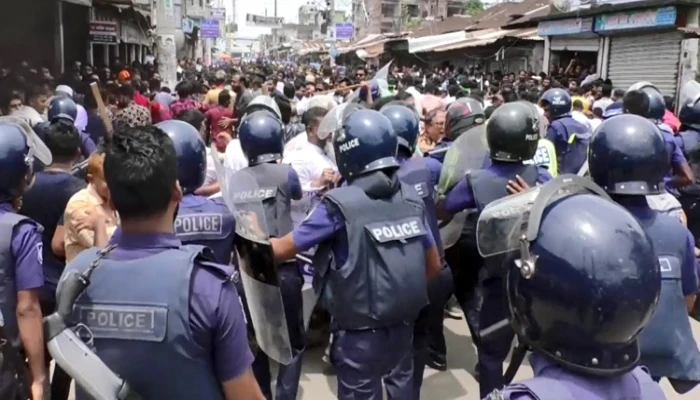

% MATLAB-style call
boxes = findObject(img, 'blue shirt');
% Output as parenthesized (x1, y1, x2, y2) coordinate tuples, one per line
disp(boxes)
(0, 203, 44, 292)
(397, 154, 442, 184)
(104, 231, 253, 382)
(292, 197, 436, 267)
(442, 162, 552, 213)
(619, 197, 698, 296)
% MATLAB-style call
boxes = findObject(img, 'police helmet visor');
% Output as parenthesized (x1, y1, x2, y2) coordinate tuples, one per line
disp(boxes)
(0, 117, 52, 167)
(243, 95, 282, 122)
(221, 168, 294, 365)
(476, 175, 611, 257)
(438, 124, 488, 195)
(679, 80, 700, 110)
(317, 102, 365, 141)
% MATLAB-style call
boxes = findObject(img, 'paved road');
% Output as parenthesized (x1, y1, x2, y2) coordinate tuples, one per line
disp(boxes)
(67, 316, 700, 399)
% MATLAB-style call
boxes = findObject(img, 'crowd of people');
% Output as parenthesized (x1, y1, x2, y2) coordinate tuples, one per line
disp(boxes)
(1, 55, 700, 400)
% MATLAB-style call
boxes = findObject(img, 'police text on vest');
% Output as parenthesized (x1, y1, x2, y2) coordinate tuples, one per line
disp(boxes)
(367, 217, 426, 243)
(78, 304, 167, 342)
(232, 188, 276, 203)
(175, 214, 223, 237)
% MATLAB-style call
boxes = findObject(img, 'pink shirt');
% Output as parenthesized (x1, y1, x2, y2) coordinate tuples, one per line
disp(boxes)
(663, 109, 680, 134)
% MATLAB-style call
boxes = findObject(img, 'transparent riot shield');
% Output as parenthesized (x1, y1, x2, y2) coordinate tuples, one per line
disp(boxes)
(223, 168, 293, 365)
(0, 116, 52, 166)
(476, 174, 611, 257)
(437, 124, 489, 249)
(346, 60, 393, 103)
(679, 80, 700, 110)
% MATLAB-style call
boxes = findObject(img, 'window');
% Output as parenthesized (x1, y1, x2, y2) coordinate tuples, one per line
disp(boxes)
(381, 4, 396, 17)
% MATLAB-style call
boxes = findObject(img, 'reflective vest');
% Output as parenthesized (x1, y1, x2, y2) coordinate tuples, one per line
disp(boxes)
(527, 139, 558, 177)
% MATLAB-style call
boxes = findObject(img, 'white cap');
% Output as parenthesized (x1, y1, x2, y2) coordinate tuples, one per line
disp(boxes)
(55, 85, 74, 97)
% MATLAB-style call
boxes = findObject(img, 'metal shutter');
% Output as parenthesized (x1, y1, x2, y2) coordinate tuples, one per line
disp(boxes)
(607, 32, 681, 96)
(550, 37, 599, 52)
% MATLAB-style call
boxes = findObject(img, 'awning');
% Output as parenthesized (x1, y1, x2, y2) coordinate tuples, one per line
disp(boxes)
(408, 30, 468, 53)
(431, 28, 542, 52)
(62, 0, 92, 6)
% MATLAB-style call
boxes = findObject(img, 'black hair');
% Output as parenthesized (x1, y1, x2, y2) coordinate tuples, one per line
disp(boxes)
(601, 84, 613, 97)
(663, 95, 675, 111)
(176, 109, 205, 132)
(572, 99, 584, 110)
(218, 90, 231, 107)
(118, 83, 135, 98)
(304, 107, 329, 130)
(613, 88, 626, 99)
(176, 81, 192, 98)
(283, 83, 295, 99)
(622, 90, 649, 116)
(501, 87, 518, 103)
(45, 120, 80, 163)
(103, 126, 178, 220)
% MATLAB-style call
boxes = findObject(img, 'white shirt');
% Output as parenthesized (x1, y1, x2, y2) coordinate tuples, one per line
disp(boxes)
(405, 87, 423, 117)
(204, 148, 218, 186)
(571, 110, 592, 131)
(592, 97, 613, 112)
(590, 117, 602, 132)
(223, 139, 248, 174)
(283, 140, 337, 226)
(285, 131, 309, 153)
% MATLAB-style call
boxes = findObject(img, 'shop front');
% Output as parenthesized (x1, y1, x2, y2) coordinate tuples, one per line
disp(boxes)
(538, 17, 602, 77)
(595, 6, 681, 95)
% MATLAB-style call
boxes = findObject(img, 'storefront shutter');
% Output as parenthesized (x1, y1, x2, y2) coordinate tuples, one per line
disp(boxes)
(550, 37, 599, 52)
(607, 31, 682, 96)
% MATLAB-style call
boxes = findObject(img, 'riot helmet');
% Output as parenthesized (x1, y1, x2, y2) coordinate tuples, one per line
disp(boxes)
(477, 176, 660, 376)
(48, 96, 78, 123)
(539, 88, 571, 120)
(335, 109, 399, 179)
(380, 104, 420, 154)
(238, 111, 284, 166)
(155, 120, 207, 194)
(359, 80, 380, 103)
(678, 80, 700, 130)
(627, 82, 665, 120)
(445, 97, 485, 140)
(486, 102, 539, 162)
(0, 117, 52, 201)
(588, 114, 667, 195)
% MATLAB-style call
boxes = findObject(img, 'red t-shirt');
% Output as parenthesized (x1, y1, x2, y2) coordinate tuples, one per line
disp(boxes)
(206, 105, 234, 152)
(133, 92, 150, 108)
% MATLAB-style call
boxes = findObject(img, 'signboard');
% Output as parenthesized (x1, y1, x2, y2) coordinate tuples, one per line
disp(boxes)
(211, 7, 226, 20)
(245, 13, 283, 28)
(594, 6, 677, 32)
(182, 17, 195, 34)
(335, 22, 354, 40)
(89, 21, 118, 45)
(201, 19, 221, 39)
(538, 17, 594, 36)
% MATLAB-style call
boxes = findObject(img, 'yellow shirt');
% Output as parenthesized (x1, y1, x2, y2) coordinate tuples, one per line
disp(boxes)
(205, 88, 235, 110)
(63, 184, 119, 262)
(571, 95, 590, 112)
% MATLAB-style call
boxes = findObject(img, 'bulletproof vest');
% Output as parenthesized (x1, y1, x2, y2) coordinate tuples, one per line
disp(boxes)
(317, 172, 429, 330)
(501, 366, 665, 399)
(469, 164, 538, 277)
(396, 158, 444, 259)
(243, 163, 293, 238)
(551, 117, 590, 174)
(637, 212, 700, 386)
(175, 195, 235, 265)
(426, 140, 451, 164)
(66, 246, 229, 400)
(0, 213, 39, 348)
(678, 129, 700, 198)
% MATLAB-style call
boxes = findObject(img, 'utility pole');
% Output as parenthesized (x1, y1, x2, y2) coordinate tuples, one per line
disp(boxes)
(327, 0, 337, 67)
(273, 0, 278, 61)
(155, 0, 178, 89)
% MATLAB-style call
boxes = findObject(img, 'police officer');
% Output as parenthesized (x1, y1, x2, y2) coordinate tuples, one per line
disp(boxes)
(539, 88, 591, 174)
(58, 125, 264, 400)
(0, 119, 51, 400)
(440, 101, 551, 397)
(34, 96, 97, 158)
(269, 108, 442, 399)
(623, 83, 694, 193)
(155, 120, 236, 265)
(426, 97, 485, 164)
(237, 110, 305, 400)
(380, 103, 451, 397)
(484, 186, 667, 399)
(676, 91, 700, 238)
(588, 114, 700, 393)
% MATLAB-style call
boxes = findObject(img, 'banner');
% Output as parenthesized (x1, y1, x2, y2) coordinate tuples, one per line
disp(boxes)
(211, 8, 226, 20)
(335, 22, 354, 40)
(89, 21, 118, 45)
(246, 13, 283, 28)
(201, 19, 221, 39)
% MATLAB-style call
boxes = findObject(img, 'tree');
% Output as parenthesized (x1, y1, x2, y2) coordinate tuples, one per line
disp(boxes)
(463, 0, 485, 16)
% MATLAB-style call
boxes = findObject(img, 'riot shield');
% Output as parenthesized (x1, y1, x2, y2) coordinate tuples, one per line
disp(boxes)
(242, 95, 282, 122)
(346, 60, 393, 103)
(223, 168, 293, 365)
(437, 124, 488, 249)
(476, 175, 610, 257)
(0, 116, 52, 166)
(679, 80, 700, 109)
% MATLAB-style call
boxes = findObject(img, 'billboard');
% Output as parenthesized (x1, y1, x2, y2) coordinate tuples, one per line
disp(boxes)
(335, 22, 354, 40)
(201, 19, 221, 39)
(246, 13, 283, 28)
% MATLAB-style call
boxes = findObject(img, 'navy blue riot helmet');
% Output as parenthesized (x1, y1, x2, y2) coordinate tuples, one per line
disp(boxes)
(0, 120, 52, 201)
(48, 96, 78, 123)
(155, 120, 207, 194)
(238, 111, 284, 166)
(486, 101, 539, 162)
(628, 82, 665, 120)
(380, 104, 419, 153)
(508, 191, 660, 376)
(539, 88, 571, 120)
(335, 109, 399, 179)
(679, 99, 700, 130)
(588, 114, 667, 195)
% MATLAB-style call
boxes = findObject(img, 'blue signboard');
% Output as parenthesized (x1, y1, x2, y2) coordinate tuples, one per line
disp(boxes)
(594, 6, 677, 32)
(335, 22, 354, 40)
(537, 17, 594, 36)
(200, 18, 220, 39)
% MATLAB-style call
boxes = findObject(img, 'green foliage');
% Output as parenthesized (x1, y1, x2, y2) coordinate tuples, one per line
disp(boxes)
(462, 0, 485, 15)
